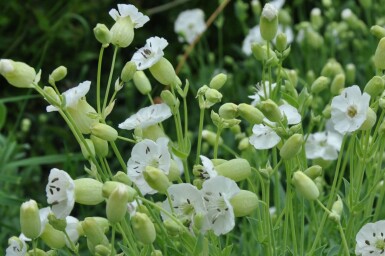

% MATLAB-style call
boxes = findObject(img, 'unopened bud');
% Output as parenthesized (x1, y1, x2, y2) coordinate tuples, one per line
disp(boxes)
(345, 63, 356, 84)
(40, 223, 66, 249)
(292, 171, 319, 200)
(106, 185, 129, 223)
(230, 190, 258, 217)
(329, 196, 343, 222)
(112, 171, 132, 186)
(91, 123, 118, 142)
(209, 73, 227, 90)
(110, 17, 134, 48)
(102, 181, 137, 201)
(374, 38, 385, 70)
(93, 23, 111, 47)
(143, 166, 170, 194)
(205, 88, 222, 105)
(311, 76, 330, 94)
(260, 3, 278, 41)
(94, 244, 111, 256)
(121, 61, 137, 83)
(90, 135, 109, 158)
(133, 71, 151, 95)
(74, 178, 104, 205)
(151, 250, 163, 256)
(149, 57, 177, 86)
(49, 66, 67, 84)
(280, 134, 303, 160)
(161, 90, 179, 112)
(20, 199, 41, 239)
(304, 165, 322, 179)
(131, 212, 156, 244)
(321, 59, 344, 78)
(330, 73, 345, 95)
(238, 137, 250, 151)
(82, 218, 109, 247)
(251, 44, 278, 64)
(371, 25, 385, 39)
(359, 108, 377, 131)
(163, 219, 184, 236)
(215, 158, 251, 182)
(167, 159, 182, 182)
(80, 139, 95, 160)
(260, 99, 282, 122)
(275, 33, 287, 52)
(238, 103, 264, 124)
(364, 76, 384, 98)
(219, 103, 239, 119)
(0, 59, 36, 88)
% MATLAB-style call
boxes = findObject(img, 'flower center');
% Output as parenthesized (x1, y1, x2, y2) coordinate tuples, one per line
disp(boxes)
(375, 239, 385, 251)
(347, 105, 357, 118)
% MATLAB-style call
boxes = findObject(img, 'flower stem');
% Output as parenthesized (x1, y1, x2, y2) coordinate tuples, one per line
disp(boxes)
(96, 46, 105, 114)
(195, 107, 205, 164)
(102, 46, 119, 117)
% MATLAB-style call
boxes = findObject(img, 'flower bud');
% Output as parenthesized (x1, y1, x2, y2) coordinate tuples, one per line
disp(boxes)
(151, 250, 163, 256)
(0, 59, 36, 88)
(93, 23, 111, 47)
(80, 138, 95, 160)
(230, 190, 258, 217)
(40, 223, 66, 249)
(74, 178, 104, 205)
(94, 244, 111, 256)
(329, 196, 343, 222)
(205, 88, 223, 105)
(133, 71, 151, 95)
(371, 25, 385, 39)
(275, 33, 287, 52)
(359, 107, 377, 131)
(259, 99, 282, 123)
(149, 57, 177, 86)
(322, 104, 331, 119)
(163, 219, 184, 236)
(209, 73, 227, 90)
(311, 76, 330, 94)
(102, 181, 137, 202)
(67, 100, 98, 134)
(330, 73, 345, 95)
(48, 213, 66, 232)
(321, 59, 344, 78)
(238, 137, 250, 151)
(280, 134, 303, 160)
(304, 165, 322, 179)
(292, 171, 319, 200)
(110, 17, 134, 48)
(112, 171, 132, 186)
(215, 158, 251, 182)
(142, 124, 167, 141)
(27, 248, 48, 256)
(374, 38, 385, 70)
(21, 118, 31, 133)
(44, 86, 60, 106)
(310, 8, 323, 29)
(364, 76, 384, 98)
(131, 212, 156, 244)
(345, 63, 356, 84)
(143, 166, 170, 194)
(106, 185, 129, 223)
(238, 103, 264, 124)
(167, 159, 182, 182)
(91, 123, 118, 142)
(161, 90, 179, 112)
(20, 199, 41, 239)
(90, 135, 109, 158)
(202, 130, 222, 146)
(121, 61, 137, 83)
(49, 66, 67, 84)
(260, 3, 278, 41)
(251, 44, 278, 64)
(219, 103, 238, 119)
(82, 217, 109, 247)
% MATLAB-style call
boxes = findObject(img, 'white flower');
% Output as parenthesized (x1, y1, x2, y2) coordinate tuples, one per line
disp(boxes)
(118, 103, 172, 130)
(201, 176, 240, 235)
(331, 85, 370, 134)
(45, 168, 75, 219)
(161, 183, 207, 231)
(109, 4, 149, 28)
(341, 8, 353, 20)
(269, 0, 285, 10)
(6, 236, 27, 256)
(280, 104, 301, 124)
(249, 81, 276, 106)
(355, 220, 385, 255)
(65, 216, 80, 248)
(242, 25, 263, 56)
(262, 3, 278, 21)
(249, 124, 281, 150)
(198, 155, 217, 180)
(127, 200, 141, 217)
(174, 9, 206, 44)
(305, 131, 342, 160)
(131, 36, 168, 70)
(127, 137, 171, 195)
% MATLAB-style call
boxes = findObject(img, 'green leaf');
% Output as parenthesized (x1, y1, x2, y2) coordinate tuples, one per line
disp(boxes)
(281, 92, 299, 109)
(0, 102, 6, 130)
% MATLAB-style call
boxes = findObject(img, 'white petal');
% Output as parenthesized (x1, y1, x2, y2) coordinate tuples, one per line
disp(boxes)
(211, 199, 235, 235)
(46, 168, 74, 204)
(200, 155, 217, 179)
(280, 104, 301, 124)
(62, 81, 91, 109)
(108, 8, 119, 20)
(249, 124, 281, 149)
(65, 216, 80, 248)
(202, 176, 240, 199)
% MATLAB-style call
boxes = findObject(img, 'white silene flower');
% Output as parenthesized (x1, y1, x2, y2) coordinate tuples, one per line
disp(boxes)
(242, 25, 263, 56)
(6, 236, 27, 256)
(331, 85, 370, 134)
(305, 131, 342, 160)
(118, 103, 172, 130)
(109, 4, 149, 28)
(198, 155, 217, 180)
(355, 220, 385, 255)
(201, 176, 240, 236)
(65, 216, 80, 248)
(131, 36, 168, 70)
(249, 81, 277, 106)
(174, 9, 206, 44)
(161, 183, 207, 231)
(45, 168, 75, 219)
(127, 137, 171, 195)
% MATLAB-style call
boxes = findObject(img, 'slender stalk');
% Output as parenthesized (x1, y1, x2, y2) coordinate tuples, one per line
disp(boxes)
(96, 46, 105, 114)
(195, 107, 205, 164)
(102, 46, 119, 116)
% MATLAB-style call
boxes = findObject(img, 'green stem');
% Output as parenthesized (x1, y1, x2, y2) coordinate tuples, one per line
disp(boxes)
(213, 127, 222, 159)
(195, 107, 205, 164)
(337, 221, 350, 256)
(102, 46, 119, 117)
(117, 135, 136, 144)
(109, 141, 128, 173)
(110, 225, 116, 256)
(96, 46, 105, 114)
(64, 229, 80, 256)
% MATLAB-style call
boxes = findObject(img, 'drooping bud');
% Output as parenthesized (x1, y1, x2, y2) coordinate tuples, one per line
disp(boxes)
(359, 108, 377, 131)
(131, 212, 156, 244)
(102, 181, 136, 202)
(292, 171, 319, 200)
(374, 38, 385, 70)
(310, 8, 323, 29)
(82, 218, 109, 248)
(251, 44, 279, 64)
(215, 158, 251, 182)
(161, 90, 179, 113)
(329, 196, 343, 222)
(20, 199, 41, 239)
(219, 103, 239, 119)
(106, 184, 129, 223)
(167, 159, 182, 182)
(205, 88, 223, 105)
(311, 76, 330, 94)
(371, 25, 385, 39)
(238, 103, 264, 124)
(94, 244, 111, 256)
(112, 171, 132, 186)
(0, 59, 36, 88)
(149, 57, 177, 86)
(321, 59, 344, 78)
(202, 130, 222, 146)
(133, 71, 152, 95)
(40, 223, 66, 249)
(230, 190, 258, 217)
(238, 137, 250, 151)
(90, 135, 109, 158)
(330, 73, 345, 95)
(121, 61, 137, 83)
(304, 165, 322, 180)
(143, 166, 170, 194)
(209, 73, 227, 90)
(259, 99, 282, 123)
(275, 33, 287, 52)
(260, 3, 278, 41)
(364, 76, 384, 98)
(74, 178, 104, 205)
(80, 139, 95, 160)
(49, 66, 67, 84)
(91, 123, 118, 142)
(110, 17, 134, 48)
(163, 219, 184, 236)
(280, 134, 303, 160)
(93, 23, 111, 47)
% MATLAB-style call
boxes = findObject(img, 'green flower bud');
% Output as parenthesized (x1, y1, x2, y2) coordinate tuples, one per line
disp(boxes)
(230, 190, 259, 217)
(106, 185, 129, 223)
(163, 219, 183, 236)
(251, 0, 261, 16)
(82, 218, 109, 247)
(321, 59, 344, 79)
(359, 108, 377, 131)
(133, 71, 151, 95)
(74, 178, 104, 205)
(280, 134, 303, 160)
(143, 166, 170, 194)
(80, 138, 95, 160)
(110, 17, 134, 48)
(90, 135, 109, 158)
(102, 181, 137, 202)
(209, 73, 227, 90)
(67, 100, 98, 134)
(40, 223, 66, 249)
(93, 23, 111, 47)
(0, 59, 36, 88)
(330, 73, 345, 95)
(371, 25, 385, 39)
(260, 3, 278, 41)
(310, 8, 323, 30)
(151, 250, 163, 256)
(322, 104, 331, 119)
(251, 44, 278, 64)
(142, 124, 167, 141)
(112, 171, 132, 186)
(311, 76, 330, 94)
(131, 212, 156, 244)
(20, 199, 41, 239)
(48, 214, 66, 232)
(238, 103, 264, 124)
(304, 165, 322, 179)
(259, 99, 282, 123)
(193, 178, 203, 189)
(49, 66, 67, 84)
(202, 129, 223, 146)
(91, 123, 118, 142)
(215, 158, 251, 182)
(329, 196, 343, 222)
(364, 76, 384, 98)
(205, 88, 223, 105)
(238, 137, 250, 151)
(149, 57, 177, 86)
(168, 159, 182, 182)
(218, 103, 238, 119)
(374, 38, 385, 70)
(306, 70, 316, 85)
(345, 63, 356, 84)
(292, 171, 319, 200)
(27, 248, 48, 256)
(94, 244, 111, 256)
(43, 86, 60, 106)
(85, 217, 109, 234)
(275, 32, 287, 52)
(21, 118, 31, 133)
(121, 61, 137, 83)
(161, 90, 179, 113)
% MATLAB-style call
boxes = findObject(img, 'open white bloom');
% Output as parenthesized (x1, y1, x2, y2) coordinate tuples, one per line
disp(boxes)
(305, 131, 342, 160)
(174, 9, 206, 44)
(46, 168, 75, 219)
(249, 124, 281, 150)
(355, 220, 385, 255)
(161, 183, 207, 231)
(199, 155, 217, 180)
(242, 25, 263, 56)
(280, 104, 301, 124)
(109, 4, 149, 28)
(65, 216, 80, 248)
(249, 81, 276, 106)
(201, 176, 240, 235)
(131, 37, 168, 70)
(118, 103, 172, 130)
(6, 236, 27, 256)
(127, 137, 171, 195)
(331, 85, 370, 134)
